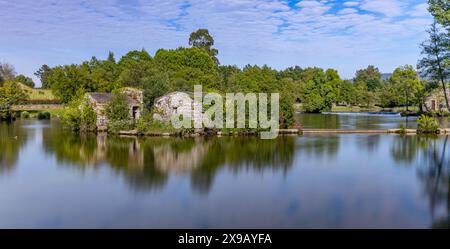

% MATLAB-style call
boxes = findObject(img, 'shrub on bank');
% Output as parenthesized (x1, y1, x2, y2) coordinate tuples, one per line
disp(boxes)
(62, 106, 81, 130)
(105, 93, 132, 133)
(80, 105, 97, 131)
(107, 120, 132, 133)
(20, 111, 30, 119)
(136, 111, 186, 134)
(37, 111, 51, 120)
(136, 112, 152, 133)
(60, 93, 101, 132)
(137, 119, 179, 134)
(105, 94, 130, 121)
(417, 115, 439, 134)
(0, 104, 13, 121)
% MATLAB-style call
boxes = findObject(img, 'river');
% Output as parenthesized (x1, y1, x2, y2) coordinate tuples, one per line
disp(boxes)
(0, 118, 448, 228)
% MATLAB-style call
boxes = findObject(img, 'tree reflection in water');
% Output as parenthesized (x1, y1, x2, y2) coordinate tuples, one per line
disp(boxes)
(391, 135, 450, 228)
(0, 121, 27, 175)
(3, 120, 448, 228)
(41, 127, 296, 193)
(418, 136, 450, 228)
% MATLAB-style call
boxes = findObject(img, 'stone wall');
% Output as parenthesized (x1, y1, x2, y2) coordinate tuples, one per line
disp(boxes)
(121, 88, 144, 121)
(12, 104, 64, 110)
(423, 88, 450, 112)
(84, 94, 109, 130)
(153, 92, 203, 125)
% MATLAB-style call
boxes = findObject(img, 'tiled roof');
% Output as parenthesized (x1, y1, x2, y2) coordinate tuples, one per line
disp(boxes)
(87, 92, 140, 106)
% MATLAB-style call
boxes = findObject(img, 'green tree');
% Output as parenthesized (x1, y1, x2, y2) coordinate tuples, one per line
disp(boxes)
(277, 66, 304, 81)
(142, 68, 169, 109)
(337, 80, 355, 105)
(47, 64, 93, 103)
(279, 78, 296, 128)
(354, 81, 367, 106)
(0, 81, 28, 120)
(189, 29, 219, 64)
(154, 47, 220, 91)
(428, 0, 450, 29)
(15, 74, 35, 88)
(354, 65, 382, 91)
(418, 22, 450, 110)
(107, 51, 116, 63)
(323, 69, 341, 107)
(34, 64, 53, 88)
(390, 65, 425, 111)
(86, 56, 120, 92)
(299, 67, 342, 112)
(117, 49, 153, 87)
(378, 80, 400, 108)
(218, 65, 241, 92)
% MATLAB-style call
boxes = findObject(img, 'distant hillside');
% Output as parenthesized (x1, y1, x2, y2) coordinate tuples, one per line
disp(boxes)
(381, 73, 392, 81)
(17, 83, 61, 104)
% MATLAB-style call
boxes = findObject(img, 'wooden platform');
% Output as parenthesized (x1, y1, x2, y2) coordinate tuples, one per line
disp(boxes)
(301, 129, 391, 134)
(116, 128, 450, 136)
(302, 128, 450, 135)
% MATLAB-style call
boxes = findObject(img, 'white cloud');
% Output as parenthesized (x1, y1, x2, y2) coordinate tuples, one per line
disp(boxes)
(338, 8, 358, 15)
(360, 0, 406, 17)
(0, 0, 435, 81)
(343, 1, 360, 7)
(408, 3, 430, 17)
(296, 0, 331, 15)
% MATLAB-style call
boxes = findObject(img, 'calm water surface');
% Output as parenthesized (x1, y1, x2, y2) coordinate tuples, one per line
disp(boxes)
(296, 112, 450, 129)
(0, 119, 449, 228)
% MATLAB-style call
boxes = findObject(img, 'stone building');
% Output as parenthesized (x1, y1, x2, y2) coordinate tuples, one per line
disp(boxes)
(152, 92, 203, 125)
(83, 88, 143, 131)
(423, 88, 450, 112)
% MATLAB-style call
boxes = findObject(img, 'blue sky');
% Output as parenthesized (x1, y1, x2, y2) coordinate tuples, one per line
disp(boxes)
(0, 0, 432, 86)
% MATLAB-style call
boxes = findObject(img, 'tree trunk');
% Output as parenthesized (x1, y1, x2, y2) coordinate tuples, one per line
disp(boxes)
(436, 56, 449, 111)
(405, 91, 409, 112)
(440, 78, 450, 111)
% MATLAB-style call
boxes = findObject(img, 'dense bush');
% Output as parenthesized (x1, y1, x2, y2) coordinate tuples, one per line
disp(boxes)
(136, 111, 179, 134)
(107, 120, 132, 133)
(417, 115, 439, 134)
(37, 111, 51, 120)
(20, 111, 30, 119)
(0, 81, 28, 120)
(106, 93, 130, 121)
(61, 96, 97, 131)
(136, 112, 153, 133)
(0, 103, 12, 120)
(62, 106, 81, 130)
(105, 93, 131, 132)
(80, 105, 97, 131)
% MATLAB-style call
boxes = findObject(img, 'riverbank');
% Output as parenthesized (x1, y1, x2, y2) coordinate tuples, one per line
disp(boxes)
(294, 103, 421, 114)
(12, 105, 65, 118)
(117, 129, 301, 137)
(114, 128, 450, 137)
(302, 128, 450, 135)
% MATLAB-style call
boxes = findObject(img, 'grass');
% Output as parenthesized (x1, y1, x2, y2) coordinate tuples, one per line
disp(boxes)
(137, 119, 182, 134)
(34, 109, 65, 117)
(17, 83, 59, 102)
(331, 105, 382, 112)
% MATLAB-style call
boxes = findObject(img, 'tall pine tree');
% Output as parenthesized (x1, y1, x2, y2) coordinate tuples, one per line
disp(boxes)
(418, 22, 450, 110)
